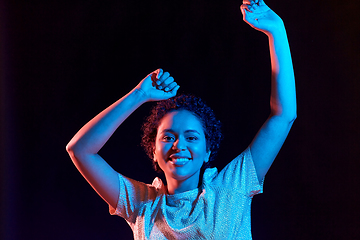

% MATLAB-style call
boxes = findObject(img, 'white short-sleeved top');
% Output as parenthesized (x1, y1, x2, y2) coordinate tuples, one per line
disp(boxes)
(109, 148, 263, 240)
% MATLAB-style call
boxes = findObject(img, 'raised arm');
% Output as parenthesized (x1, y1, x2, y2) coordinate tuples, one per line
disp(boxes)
(240, 0, 297, 182)
(66, 69, 179, 208)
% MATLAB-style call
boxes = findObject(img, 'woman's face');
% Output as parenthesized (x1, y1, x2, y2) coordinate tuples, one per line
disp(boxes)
(153, 110, 210, 189)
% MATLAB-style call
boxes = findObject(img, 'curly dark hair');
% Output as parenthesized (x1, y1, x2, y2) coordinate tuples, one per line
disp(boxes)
(141, 94, 222, 173)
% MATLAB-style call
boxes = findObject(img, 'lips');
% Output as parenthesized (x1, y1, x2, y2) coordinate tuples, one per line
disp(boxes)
(168, 155, 191, 166)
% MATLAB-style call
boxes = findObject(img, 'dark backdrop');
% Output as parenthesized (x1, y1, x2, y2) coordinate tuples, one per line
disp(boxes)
(1, 0, 359, 239)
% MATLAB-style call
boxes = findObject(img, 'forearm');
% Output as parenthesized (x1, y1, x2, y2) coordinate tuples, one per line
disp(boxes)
(267, 25, 297, 121)
(241, 1, 297, 181)
(66, 88, 147, 156)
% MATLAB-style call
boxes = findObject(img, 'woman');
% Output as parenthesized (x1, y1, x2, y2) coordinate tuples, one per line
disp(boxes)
(66, 0, 297, 239)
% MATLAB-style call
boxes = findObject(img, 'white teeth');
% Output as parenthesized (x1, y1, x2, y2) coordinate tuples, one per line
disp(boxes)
(170, 158, 190, 165)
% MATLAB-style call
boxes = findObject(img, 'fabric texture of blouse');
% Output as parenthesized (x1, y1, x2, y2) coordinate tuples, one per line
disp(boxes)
(109, 148, 263, 239)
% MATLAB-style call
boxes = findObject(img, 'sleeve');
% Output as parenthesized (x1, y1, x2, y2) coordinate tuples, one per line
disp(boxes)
(215, 147, 263, 197)
(109, 173, 159, 222)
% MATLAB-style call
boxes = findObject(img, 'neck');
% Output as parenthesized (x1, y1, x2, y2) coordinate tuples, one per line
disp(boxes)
(165, 172, 201, 195)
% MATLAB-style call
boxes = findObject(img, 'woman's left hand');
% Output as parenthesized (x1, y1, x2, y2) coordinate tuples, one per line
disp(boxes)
(240, 0, 284, 35)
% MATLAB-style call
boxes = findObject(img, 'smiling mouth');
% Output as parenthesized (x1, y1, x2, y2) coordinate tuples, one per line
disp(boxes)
(169, 158, 191, 166)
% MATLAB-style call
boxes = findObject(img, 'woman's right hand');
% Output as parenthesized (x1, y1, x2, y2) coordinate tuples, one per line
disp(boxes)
(135, 68, 180, 102)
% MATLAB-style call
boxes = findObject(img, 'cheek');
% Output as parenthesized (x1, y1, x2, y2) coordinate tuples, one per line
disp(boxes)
(155, 141, 172, 157)
(191, 142, 208, 157)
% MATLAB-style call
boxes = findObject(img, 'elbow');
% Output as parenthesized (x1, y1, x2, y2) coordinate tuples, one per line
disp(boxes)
(270, 111, 297, 126)
(285, 112, 297, 126)
(66, 141, 77, 158)
(66, 141, 85, 164)
(289, 112, 297, 124)
(66, 142, 73, 154)
(270, 100, 297, 124)
(272, 103, 297, 124)
(288, 115, 297, 129)
(291, 106, 297, 121)
(66, 139, 81, 156)
(66, 138, 95, 160)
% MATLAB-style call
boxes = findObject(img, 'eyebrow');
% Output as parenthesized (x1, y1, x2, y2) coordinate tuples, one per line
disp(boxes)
(160, 129, 201, 135)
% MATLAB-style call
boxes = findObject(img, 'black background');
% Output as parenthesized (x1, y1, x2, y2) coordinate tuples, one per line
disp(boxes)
(1, 0, 359, 239)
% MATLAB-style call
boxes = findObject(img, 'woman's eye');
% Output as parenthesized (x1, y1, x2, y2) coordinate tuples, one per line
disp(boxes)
(163, 136, 174, 141)
(187, 136, 198, 141)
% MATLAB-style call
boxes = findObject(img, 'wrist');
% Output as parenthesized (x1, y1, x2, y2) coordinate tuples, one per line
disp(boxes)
(266, 22, 286, 38)
(129, 88, 149, 106)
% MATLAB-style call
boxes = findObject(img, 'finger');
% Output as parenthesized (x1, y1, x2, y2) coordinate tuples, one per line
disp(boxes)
(158, 71, 170, 83)
(243, 0, 259, 6)
(243, 0, 259, 10)
(240, 4, 250, 16)
(157, 72, 171, 89)
(151, 68, 163, 86)
(249, 2, 258, 11)
(240, 4, 252, 14)
(161, 77, 174, 91)
(169, 84, 180, 96)
(156, 68, 163, 80)
(163, 76, 175, 86)
(164, 81, 177, 92)
(258, 0, 265, 6)
(154, 70, 168, 89)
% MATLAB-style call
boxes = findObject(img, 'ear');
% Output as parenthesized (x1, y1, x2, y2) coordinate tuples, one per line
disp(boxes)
(204, 150, 211, 163)
(153, 150, 157, 162)
(152, 144, 158, 162)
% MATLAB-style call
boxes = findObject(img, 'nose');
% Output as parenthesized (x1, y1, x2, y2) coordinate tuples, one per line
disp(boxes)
(172, 136, 186, 151)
